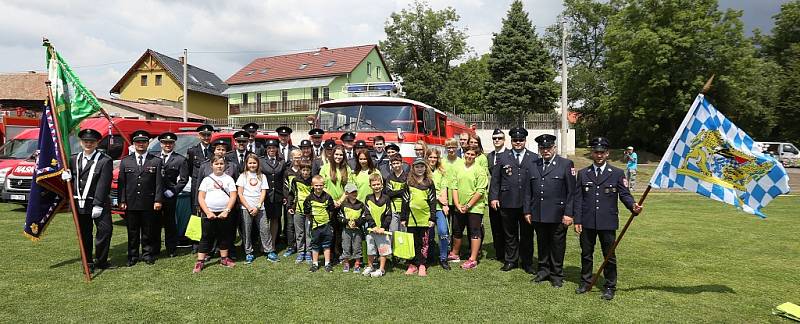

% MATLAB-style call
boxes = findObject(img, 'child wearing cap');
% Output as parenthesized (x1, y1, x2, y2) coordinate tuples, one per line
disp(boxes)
(362, 173, 393, 277)
(303, 175, 336, 273)
(384, 153, 408, 232)
(287, 162, 314, 264)
(401, 158, 437, 276)
(338, 183, 365, 273)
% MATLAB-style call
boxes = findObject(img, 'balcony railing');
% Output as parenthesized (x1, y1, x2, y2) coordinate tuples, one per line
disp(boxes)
(229, 99, 323, 115)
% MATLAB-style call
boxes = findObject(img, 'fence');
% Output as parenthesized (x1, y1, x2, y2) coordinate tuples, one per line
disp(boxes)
(207, 112, 561, 131)
(459, 112, 561, 130)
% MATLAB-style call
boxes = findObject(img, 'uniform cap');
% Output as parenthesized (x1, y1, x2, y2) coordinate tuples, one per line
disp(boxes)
(589, 137, 610, 152)
(243, 123, 259, 133)
(196, 124, 214, 134)
(323, 139, 337, 149)
(340, 132, 356, 141)
(211, 139, 230, 149)
(492, 128, 504, 136)
(344, 183, 358, 193)
(308, 128, 325, 137)
(535, 134, 557, 148)
(300, 139, 312, 148)
(265, 139, 279, 147)
(78, 129, 102, 141)
(131, 130, 150, 142)
(276, 126, 293, 136)
(509, 127, 528, 139)
(233, 130, 250, 142)
(158, 132, 177, 142)
(354, 140, 368, 149)
(385, 143, 400, 152)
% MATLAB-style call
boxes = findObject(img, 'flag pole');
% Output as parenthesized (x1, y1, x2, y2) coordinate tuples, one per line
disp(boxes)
(587, 185, 650, 291)
(45, 80, 93, 282)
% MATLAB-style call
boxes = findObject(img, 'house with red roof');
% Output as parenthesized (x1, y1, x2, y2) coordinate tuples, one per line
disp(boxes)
(223, 44, 391, 119)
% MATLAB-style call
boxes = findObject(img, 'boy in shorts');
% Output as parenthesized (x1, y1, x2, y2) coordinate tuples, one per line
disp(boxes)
(303, 175, 336, 272)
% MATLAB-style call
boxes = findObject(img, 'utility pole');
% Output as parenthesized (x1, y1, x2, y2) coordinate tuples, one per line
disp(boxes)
(559, 18, 569, 157)
(182, 48, 188, 122)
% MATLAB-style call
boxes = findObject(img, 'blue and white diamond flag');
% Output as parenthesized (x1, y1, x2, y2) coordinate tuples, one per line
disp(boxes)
(649, 94, 791, 217)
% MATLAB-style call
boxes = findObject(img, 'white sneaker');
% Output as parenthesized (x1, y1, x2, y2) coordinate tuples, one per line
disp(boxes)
(362, 267, 374, 276)
(370, 269, 385, 277)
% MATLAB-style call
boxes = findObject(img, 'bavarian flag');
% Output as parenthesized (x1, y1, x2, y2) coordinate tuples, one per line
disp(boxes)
(649, 94, 791, 217)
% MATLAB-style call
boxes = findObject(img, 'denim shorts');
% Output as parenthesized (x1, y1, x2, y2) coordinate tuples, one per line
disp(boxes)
(310, 223, 333, 252)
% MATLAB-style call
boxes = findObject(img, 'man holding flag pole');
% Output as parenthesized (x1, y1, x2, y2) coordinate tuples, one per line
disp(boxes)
(578, 77, 790, 300)
(23, 39, 114, 281)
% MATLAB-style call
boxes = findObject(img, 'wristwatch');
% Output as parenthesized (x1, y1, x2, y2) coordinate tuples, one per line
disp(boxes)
(223, 208, 231, 213)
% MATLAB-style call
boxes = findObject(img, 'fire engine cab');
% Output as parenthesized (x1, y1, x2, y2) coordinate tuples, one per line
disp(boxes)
(314, 82, 473, 161)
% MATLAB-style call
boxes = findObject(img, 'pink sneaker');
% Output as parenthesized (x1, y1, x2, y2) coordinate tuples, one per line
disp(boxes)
(221, 257, 236, 268)
(192, 261, 204, 273)
(461, 260, 477, 269)
(418, 265, 428, 276)
(405, 264, 418, 275)
(447, 253, 461, 262)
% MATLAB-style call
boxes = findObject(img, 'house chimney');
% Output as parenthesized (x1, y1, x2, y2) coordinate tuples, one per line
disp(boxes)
(319, 47, 328, 51)
(179, 56, 185, 64)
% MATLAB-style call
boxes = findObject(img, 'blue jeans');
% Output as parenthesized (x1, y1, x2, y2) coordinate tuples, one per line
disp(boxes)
(428, 210, 450, 261)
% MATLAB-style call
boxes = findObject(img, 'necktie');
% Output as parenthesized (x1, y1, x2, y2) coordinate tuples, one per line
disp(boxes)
(203, 146, 209, 159)
(138, 155, 143, 167)
(162, 154, 168, 164)
(515, 152, 520, 164)
(239, 153, 244, 164)
(595, 166, 601, 177)
(544, 160, 550, 171)
(348, 151, 352, 160)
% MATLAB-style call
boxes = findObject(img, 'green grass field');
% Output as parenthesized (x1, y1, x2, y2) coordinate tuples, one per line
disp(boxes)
(1, 194, 798, 323)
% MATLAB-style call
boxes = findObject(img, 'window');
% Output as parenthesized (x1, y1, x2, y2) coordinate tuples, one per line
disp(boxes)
(245, 69, 255, 76)
(140, 75, 148, 86)
(324, 60, 336, 67)
(256, 93, 262, 113)
(298, 63, 308, 70)
(206, 81, 215, 88)
(377, 67, 381, 79)
(189, 74, 199, 83)
(312, 88, 319, 101)
(322, 87, 330, 101)
(242, 93, 248, 105)
(155, 74, 162, 86)
(260, 68, 269, 74)
(438, 116, 447, 137)
(367, 62, 372, 76)
(281, 90, 288, 103)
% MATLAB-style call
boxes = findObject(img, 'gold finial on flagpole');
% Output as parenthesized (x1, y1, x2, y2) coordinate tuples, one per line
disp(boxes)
(702, 74, 715, 94)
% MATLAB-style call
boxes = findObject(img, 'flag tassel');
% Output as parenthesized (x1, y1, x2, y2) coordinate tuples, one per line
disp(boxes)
(587, 185, 652, 292)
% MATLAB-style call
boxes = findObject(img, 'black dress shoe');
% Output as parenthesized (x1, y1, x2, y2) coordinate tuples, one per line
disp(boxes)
(522, 265, 535, 274)
(126, 259, 138, 267)
(439, 260, 451, 271)
(88, 263, 96, 274)
(95, 262, 113, 270)
(532, 274, 548, 283)
(601, 287, 615, 300)
(500, 262, 517, 271)
(551, 279, 563, 288)
(575, 284, 590, 294)
(144, 258, 155, 265)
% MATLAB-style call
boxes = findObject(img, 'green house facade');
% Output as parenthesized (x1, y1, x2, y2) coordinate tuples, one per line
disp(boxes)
(223, 45, 391, 123)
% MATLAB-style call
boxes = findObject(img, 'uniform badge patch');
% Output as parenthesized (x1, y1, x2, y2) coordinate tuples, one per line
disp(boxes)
(571, 167, 576, 176)
(623, 177, 629, 188)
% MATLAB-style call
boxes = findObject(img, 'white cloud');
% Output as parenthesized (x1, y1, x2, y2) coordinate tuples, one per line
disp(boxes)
(0, 0, 569, 93)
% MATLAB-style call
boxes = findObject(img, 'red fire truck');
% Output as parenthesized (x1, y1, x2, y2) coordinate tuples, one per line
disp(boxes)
(0, 117, 201, 204)
(314, 83, 473, 160)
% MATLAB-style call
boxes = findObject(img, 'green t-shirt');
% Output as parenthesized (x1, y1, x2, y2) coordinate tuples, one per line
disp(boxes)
(366, 198, 387, 229)
(321, 163, 350, 201)
(406, 184, 435, 227)
(431, 168, 446, 211)
(453, 162, 489, 215)
(350, 169, 379, 202)
(294, 179, 312, 212)
(443, 157, 462, 206)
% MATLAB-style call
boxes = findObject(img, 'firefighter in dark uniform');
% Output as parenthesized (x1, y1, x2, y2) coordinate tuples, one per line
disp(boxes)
(243, 122, 265, 157)
(487, 128, 507, 261)
(308, 128, 325, 158)
(66, 129, 114, 272)
(489, 127, 538, 273)
(118, 130, 163, 266)
(156, 132, 190, 257)
(277, 126, 297, 162)
(523, 134, 577, 288)
(574, 137, 642, 300)
(341, 131, 358, 169)
(261, 138, 287, 254)
(187, 125, 213, 211)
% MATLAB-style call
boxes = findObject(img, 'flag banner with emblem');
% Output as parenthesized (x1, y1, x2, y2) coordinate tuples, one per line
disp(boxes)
(649, 94, 791, 217)
(46, 42, 101, 157)
(24, 107, 68, 240)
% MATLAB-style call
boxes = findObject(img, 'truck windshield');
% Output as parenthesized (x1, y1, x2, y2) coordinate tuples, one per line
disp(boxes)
(318, 105, 414, 132)
(148, 134, 200, 156)
(0, 139, 38, 159)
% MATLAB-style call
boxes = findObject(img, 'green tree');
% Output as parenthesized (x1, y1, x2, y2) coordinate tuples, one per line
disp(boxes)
(543, 0, 615, 144)
(601, 0, 777, 153)
(485, 0, 557, 119)
(441, 54, 489, 114)
(380, 1, 468, 109)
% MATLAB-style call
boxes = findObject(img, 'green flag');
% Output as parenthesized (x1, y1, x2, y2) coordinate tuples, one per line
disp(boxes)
(45, 42, 101, 157)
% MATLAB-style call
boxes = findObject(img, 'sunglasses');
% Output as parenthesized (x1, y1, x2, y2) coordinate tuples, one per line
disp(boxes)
(492, 137, 504, 141)
(511, 139, 525, 143)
